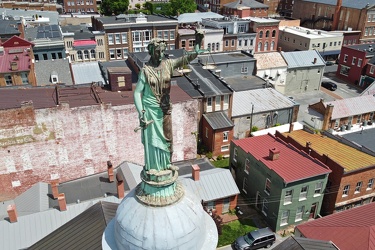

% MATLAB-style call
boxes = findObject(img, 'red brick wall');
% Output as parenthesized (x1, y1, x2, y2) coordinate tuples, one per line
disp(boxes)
(0, 100, 198, 200)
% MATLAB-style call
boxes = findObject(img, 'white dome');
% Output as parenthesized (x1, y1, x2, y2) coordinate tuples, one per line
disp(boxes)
(102, 186, 218, 250)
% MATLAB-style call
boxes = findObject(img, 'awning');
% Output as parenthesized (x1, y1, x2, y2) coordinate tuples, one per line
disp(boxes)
(319, 49, 341, 56)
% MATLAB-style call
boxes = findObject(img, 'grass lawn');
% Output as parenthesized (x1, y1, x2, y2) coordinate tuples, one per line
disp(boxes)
(217, 218, 257, 247)
(212, 158, 229, 168)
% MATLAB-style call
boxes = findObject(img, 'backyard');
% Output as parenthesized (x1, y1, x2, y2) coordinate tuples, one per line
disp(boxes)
(217, 218, 257, 247)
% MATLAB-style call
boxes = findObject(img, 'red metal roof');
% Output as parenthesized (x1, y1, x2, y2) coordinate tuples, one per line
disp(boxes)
(233, 134, 331, 183)
(0, 47, 33, 73)
(73, 40, 97, 47)
(296, 202, 375, 250)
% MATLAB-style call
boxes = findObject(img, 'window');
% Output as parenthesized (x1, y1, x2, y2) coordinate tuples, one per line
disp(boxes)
(216, 42, 219, 51)
(245, 159, 250, 174)
(109, 49, 115, 59)
(223, 131, 229, 142)
(233, 148, 238, 162)
(244, 39, 248, 46)
(51, 53, 56, 59)
(264, 42, 268, 51)
(370, 65, 375, 74)
(358, 58, 362, 67)
(121, 33, 127, 43)
(215, 96, 221, 110)
(238, 24, 246, 33)
(355, 181, 362, 193)
(144, 30, 151, 41)
(206, 201, 215, 210)
(189, 40, 195, 47)
(207, 97, 212, 112)
(357, 114, 362, 124)
(123, 48, 128, 58)
(70, 54, 75, 61)
(205, 127, 208, 138)
(35, 54, 39, 61)
(265, 30, 270, 37)
(272, 30, 276, 37)
(314, 182, 323, 196)
(343, 54, 348, 62)
(99, 52, 105, 59)
(342, 185, 350, 196)
(243, 178, 248, 194)
(284, 190, 293, 204)
(211, 43, 215, 51)
(334, 41, 337, 46)
(241, 66, 248, 73)
(265, 178, 271, 195)
(259, 31, 263, 38)
(295, 206, 304, 221)
(207, 43, 211, 51)
(115, 33, 120, 44)
(157, 30, 162, 39)
(181, 40, 186, 48)
(84, 50, 89, 60)
(77, 50, 83, 60)
(368, 178, 374, 190)
(280, 210, 289, 226)
(108, 34, 114, 45)
(116, 49, 122, 59)
(58, 52, 62, 59)
(340, 65, 350, 76)
(132, 31, 141, 42)
(352, 57, 356, 65)
(90, 49, 96, 59)
(163, 30, 168, 40)
(262, 199, 268, 216)
(258, 42, 262, 51)
(299, 186, 308, 200)
(221, 145, 229, 151)
(43, 54, 48, 60)
(271, 41, 275, 51)
(21, 72, 29, 85)
(231, 39, 235, 46)
(223, 95, 229, 110)
(5, 74, 13, 86)
(225, 40, 229, 47)
(169, 44, 175, 50)
(170, 30, 175, 40)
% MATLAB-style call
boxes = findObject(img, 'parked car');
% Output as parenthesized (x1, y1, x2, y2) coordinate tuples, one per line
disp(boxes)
(325, 61, 335, 66)
(321, 81, 337, 91)
(233, 227, 276, 250)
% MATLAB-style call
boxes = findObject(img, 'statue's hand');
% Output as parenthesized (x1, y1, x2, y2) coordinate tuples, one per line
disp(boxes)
(195, 29, 205, 53)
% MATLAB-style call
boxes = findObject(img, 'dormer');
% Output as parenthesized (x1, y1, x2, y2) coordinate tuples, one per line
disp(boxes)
(50, 71, 58, 84)
(10, 61, 18, 71)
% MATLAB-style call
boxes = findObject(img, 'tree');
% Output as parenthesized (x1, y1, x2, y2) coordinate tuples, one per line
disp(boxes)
(100, 0, 129, 16)
(168, 0, 196, 16)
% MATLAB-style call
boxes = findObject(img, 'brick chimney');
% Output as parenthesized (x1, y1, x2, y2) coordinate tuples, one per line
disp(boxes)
(7, 204, 18, 223)
(277, 47, 282, 52)
(116, 173, 124, 199)
(269, 148, 280, 161)
(58, 193, 67, 211)
(107, 161, 114, 182)
(313, 58, 317, 64)
(332, 0, 342, 30)
(322, 104, 334, 130)
(289, 123, 294, 133)
(192, 164, 200, 181)
(51, 180, 59, 199)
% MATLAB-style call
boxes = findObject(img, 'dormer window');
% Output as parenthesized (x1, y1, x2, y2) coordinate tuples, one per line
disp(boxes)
(50, 71, 59, 84)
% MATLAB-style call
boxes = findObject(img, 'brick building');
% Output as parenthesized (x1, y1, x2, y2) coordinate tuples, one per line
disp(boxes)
(248, 17, 280, 53)
(278, 129, 375, 215)
(0, 86, 198, 200)
(222, 0, 269, 18)
(63, 0, 98, 14)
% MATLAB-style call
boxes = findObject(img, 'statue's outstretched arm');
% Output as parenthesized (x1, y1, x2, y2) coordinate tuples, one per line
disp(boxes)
(134, 70, 146, 120)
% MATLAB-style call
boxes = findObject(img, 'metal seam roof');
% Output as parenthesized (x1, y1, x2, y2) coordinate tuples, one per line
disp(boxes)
(324, 95, 375, 119)
(203, 111, 234, 130)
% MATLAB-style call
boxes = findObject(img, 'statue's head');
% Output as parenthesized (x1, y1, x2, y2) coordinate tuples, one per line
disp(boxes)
(148, 38, 167, 62)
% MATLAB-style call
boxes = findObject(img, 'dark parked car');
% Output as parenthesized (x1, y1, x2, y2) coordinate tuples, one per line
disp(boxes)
(321, 81, 337, 91)
(325, 61, 335, 66)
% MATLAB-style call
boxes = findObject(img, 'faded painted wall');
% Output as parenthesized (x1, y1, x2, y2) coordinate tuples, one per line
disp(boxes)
(0, 100, 198, 200)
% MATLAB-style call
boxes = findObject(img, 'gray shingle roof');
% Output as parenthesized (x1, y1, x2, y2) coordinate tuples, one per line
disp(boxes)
(232, 88, 296, 117)
(203, 111, 234, 130)
(34, 59, 74, 85)
(71, 62, 106, 85)
(224, 0, 269, 9)
(29, 201, 119, 250)
(180, 168, 240, 202)
(302, 0, 375, 9)
(281, 50, 325, 69)
(273, 236, 339, 250)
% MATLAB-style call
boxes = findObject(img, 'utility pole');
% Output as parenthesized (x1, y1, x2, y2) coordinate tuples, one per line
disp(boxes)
(249, 103, 254, 136)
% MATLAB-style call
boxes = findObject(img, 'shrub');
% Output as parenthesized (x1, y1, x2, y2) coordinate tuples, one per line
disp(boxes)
(274, 123, 281, 127)
(206, 152, 213, 159)
(217, 154, 223, 161)
(251, 126, 258, 132)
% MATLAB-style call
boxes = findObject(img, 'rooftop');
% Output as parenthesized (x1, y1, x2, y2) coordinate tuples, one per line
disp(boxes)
(341, 127, 375, 152)
(224, 0, 269, 9)
(199, 51, 255, 64)
(25, 24, 62, 41)
(34, 59, 74, 86)
(0, 20, 21, 36)
(232, 88, 297, 117)
(0, 8, 60, 25)
(178, 12, 223, 23)
(71, 62, 106, 85)
(224, 75, 266, 92)
(233, 133, 331, 184)
(94, 14, 177, 29)
(323, 94, 375, 119)
(273, 236, 339, 250)
(254, 52, 287, 69)
(281, 50, 325, 68)
(203, 111, 234, 130)
(280, 26, 343, 39)
(283, 130, 375, 172)
(296, 202, 375, 250)
(244, 17, 280, 24)
(344, 43, 375, 56)
(0, 36, 34, 74)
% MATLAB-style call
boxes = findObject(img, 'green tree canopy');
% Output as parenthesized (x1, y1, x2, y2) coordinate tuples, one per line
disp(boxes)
(100, 0, 129, 16)
(168, 0, 196, 16)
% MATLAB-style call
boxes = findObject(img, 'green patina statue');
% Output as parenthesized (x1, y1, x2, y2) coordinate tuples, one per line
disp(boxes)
(133, 30, 205, 205)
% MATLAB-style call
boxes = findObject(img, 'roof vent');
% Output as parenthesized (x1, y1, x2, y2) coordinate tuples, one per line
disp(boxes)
(51, 71, 59, 84)
(369, 48, 374, 52)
